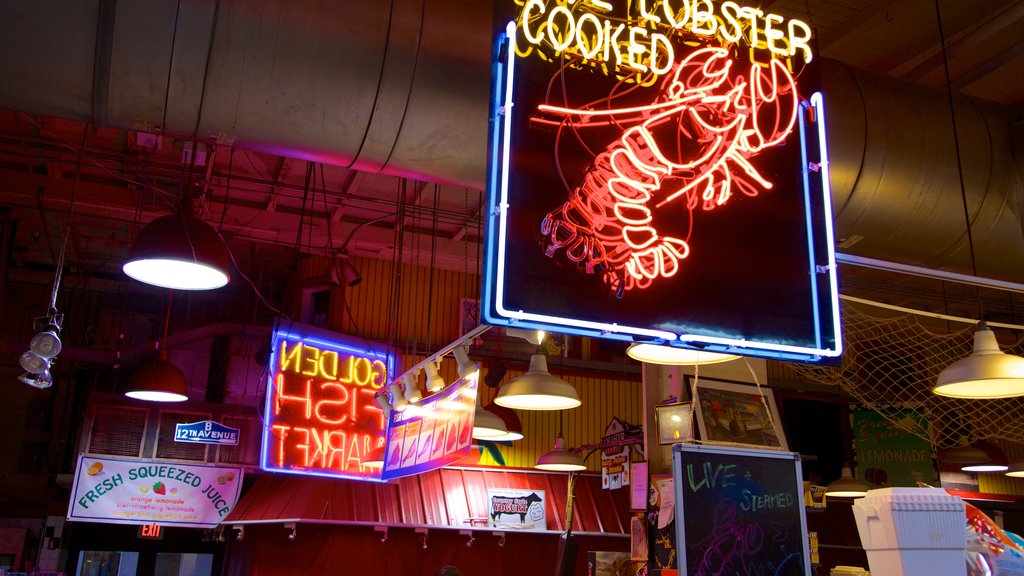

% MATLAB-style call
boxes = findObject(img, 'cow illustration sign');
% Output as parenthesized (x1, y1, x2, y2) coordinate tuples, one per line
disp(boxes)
(482, 0, 840, 362)
(487, 488, 546, 530)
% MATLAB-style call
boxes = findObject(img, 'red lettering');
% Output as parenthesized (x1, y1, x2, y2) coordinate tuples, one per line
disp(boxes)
(314, 382, 350, 425)
(274, 373, 312, 419)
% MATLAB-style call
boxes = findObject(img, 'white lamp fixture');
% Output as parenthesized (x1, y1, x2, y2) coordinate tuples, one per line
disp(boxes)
(941, 441, 1008, 472)
(452, 346, 479, 381)
(824, 467, 869, 498)
(374, 393, 392, 419)
(424, 361, 446, 393)
(472, 403, 509, 439)
(494, 354, 581, 411)
(1006, 461, 1024, 478)
(535, 434, 586, 472)
(19, 371, 53, 389)
(403, 373, 422, 404)
(483, 402, 524, 441)
(627, 343, 739, 366)
(19, 350, 50, 374)
(123, 209, 230, 290)
(30, 323, 62, 359)
(933, 323, 1024, 399)
(388, 380, 408, 412)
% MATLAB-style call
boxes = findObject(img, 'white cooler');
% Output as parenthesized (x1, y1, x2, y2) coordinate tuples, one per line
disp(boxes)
(852, 487, 966, 576)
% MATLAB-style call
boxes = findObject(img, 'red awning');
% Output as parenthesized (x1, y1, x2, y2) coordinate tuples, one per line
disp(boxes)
(226, 467, 630, 535)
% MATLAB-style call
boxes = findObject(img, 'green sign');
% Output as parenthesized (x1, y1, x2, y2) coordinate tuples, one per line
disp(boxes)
(853, 409, 937, 488)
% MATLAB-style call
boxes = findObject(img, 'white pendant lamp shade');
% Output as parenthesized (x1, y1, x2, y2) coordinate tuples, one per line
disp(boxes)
(934, 325, 1024, 398)
(483, 402, 524, 441)
(472, 405, 509, 439)
(123, 213, 230, 290)
(389, 380, 408, 412)
(627, 343, 739, 365)
(1006, 461, 1024, 478)
(125, 356, 189, 402)
(494, 354, 581, 411)
(942, 441, 1008, 472)
(535, 434, 586, 472)
(824, 467, 869, 498)
(29, 326, 62, 359)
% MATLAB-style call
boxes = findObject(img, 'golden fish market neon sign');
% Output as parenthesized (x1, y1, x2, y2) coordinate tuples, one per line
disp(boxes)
(516, 0, 813, 77)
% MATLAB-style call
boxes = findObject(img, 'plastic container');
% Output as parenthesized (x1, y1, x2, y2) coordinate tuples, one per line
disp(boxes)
(852, 487, 966, 576)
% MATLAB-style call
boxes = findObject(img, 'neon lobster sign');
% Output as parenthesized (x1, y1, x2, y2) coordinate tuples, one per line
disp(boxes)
(482, 1, 841, 362)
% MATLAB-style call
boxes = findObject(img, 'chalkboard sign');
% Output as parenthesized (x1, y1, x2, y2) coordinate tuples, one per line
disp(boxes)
(672, 444, 811, 576)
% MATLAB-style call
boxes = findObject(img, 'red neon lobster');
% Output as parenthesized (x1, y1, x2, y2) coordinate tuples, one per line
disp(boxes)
(538, 47, 798, 295)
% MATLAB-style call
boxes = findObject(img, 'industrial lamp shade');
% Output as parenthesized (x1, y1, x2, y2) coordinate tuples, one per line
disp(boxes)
(452, 346, 479, 381)
(472, 405, 509, 439)
(535, 434, 586, 472)
(824, 467, 869, 498)
(19, 351, 50, 374)
(363, 445, 386, 470)
(494, 354, 581, 411)
(1006, 461, 1024, 478)
(125, 357, 189, 402)
(627, 343, 739, 365)
(123, 213, 230, 290)
(483, 402, 524, 441)
(30, 327, 62, 359)
(19, 370, 52, 389)
(943, 441, 1008, 472)
(424, 361, 446, 393)
(934, 325, 1024, 399)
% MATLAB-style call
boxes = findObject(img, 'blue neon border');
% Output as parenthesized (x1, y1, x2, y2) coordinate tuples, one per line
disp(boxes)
(481, 21, 841, 362)
(259, 321, 396, 482)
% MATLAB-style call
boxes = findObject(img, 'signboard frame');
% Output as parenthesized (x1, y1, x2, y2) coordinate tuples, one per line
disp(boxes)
(174, 420, 240, 446)
(671, 444, 811, 575)
(260, 320, 396, 482)
(481, 3, 841, 363)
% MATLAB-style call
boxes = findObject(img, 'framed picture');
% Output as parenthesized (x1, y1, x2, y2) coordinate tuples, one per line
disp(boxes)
(691, 377, 787, 450)
(655, 402, 694, 445)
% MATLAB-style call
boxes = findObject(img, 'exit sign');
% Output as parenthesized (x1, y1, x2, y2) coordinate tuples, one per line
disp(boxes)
(137, 524, 163, 540)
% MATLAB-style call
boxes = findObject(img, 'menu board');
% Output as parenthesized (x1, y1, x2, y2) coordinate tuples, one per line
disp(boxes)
(672, 444, 811, 575)
(380, 376, 476, 480)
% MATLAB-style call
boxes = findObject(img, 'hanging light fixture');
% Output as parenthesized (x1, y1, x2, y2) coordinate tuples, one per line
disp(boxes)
(627, 343, 739, 366)
(124, 292, 189, 402)
(424, 361, 446, 393)
(1005, 460, 1024, 478)
(933, 323, 1024, 398)
(30, 321, 62, 359)
(388, 380, 408, 412)
(535, 434, 586, 472)
(374, 392, 392, 419)
(123, 199, 230, 290)
(18, 371, 53, 390)
(472, 402, 509, 440)
(929, 0, 1024, 399)
(336, 253, 362, 287)
(824, 467, 869, 498)
(19, 350, 50, 375)
(483, 401, 524, 441)
(494, 353, 581, 410)
(363, 445, 386, 470)
(940, 440, 1008, 472)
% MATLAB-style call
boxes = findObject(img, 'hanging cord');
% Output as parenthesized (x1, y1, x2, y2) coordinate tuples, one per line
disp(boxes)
(935, 0, 984, 319)
(49, 126, 89, 316)
(159, 290, 175, 354)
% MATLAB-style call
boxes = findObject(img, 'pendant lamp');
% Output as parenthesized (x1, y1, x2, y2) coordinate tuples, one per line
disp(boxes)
(363, 445, 386, 470)
(123, 203, 230, 290)
(535, 434, 586, 472)
(472, 403, 509, 440)
(933, 323, 1024, 398)
(1006, 460, 1024, 478)
(424, 361, 446, 393)
(627, 343, 739, 366)
(940, 440, 1008, 472)
(124, 292, 189, 402)
(824, 467, 869, 498)
(483, 402, 524, 441)
(494, 353, 581, 411)
(19, 371, 53, 389)
(125, 350, 189, 402)
(929, 3, 1024, 399)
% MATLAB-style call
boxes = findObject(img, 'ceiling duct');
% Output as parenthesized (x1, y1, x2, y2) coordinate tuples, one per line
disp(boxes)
(0, 1, 1021, 279)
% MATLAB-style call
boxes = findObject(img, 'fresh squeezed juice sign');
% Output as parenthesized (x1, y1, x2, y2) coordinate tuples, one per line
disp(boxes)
(67, 455, 243, 528)
(261, 325, 394, 480)
(380, 375, 477, 481)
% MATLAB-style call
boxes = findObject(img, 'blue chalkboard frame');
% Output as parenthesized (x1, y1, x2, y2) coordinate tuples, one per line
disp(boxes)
(672, 444, 812, 575)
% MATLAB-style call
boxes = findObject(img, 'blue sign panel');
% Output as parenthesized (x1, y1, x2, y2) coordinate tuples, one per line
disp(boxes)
(174, 420, 240, 446)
